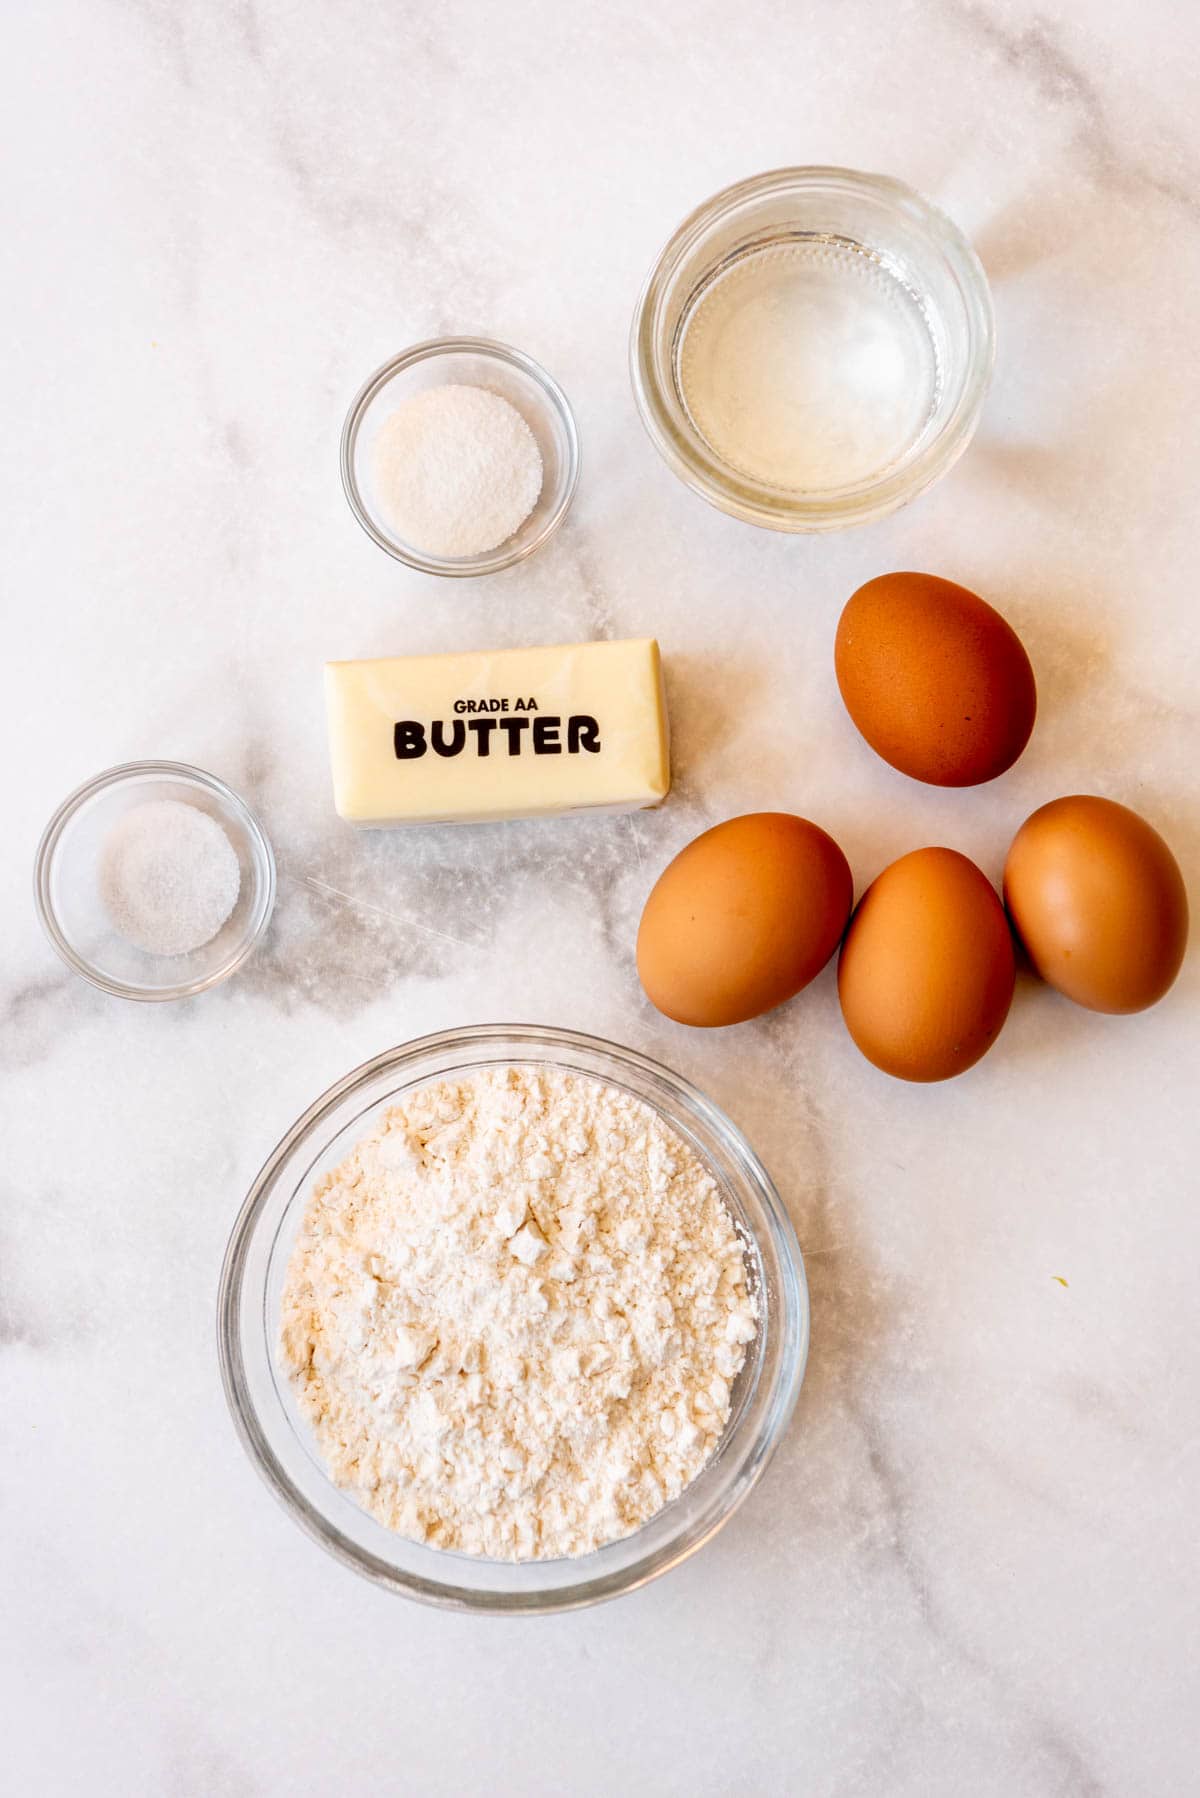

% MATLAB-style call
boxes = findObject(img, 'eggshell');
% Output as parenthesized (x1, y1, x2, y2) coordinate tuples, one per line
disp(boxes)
(1004, 795, 1189, 1013)
(835, 572, 1037, 786)
(636, 812, 853, 1027)
(838, 847, 1015, 1081)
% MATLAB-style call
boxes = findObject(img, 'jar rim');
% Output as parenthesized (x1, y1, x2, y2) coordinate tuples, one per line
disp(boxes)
(630, 166, 995, 532)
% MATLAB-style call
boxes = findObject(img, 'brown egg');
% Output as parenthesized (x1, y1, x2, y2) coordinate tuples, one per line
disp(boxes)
(636, 812, 853, 1027)
(838, 847, 1015, 1081)
(835, 572, 1037, 786)
(1004, 795, 1189, 1013)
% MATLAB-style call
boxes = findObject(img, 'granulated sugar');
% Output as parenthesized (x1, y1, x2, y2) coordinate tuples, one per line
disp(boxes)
(372, 383, 543, 558)
(279, 1064, 758, 1560)
(99, 798, 240, 956)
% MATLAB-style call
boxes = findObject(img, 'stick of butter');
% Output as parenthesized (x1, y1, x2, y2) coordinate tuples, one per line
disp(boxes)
(325, 637, 671, 825)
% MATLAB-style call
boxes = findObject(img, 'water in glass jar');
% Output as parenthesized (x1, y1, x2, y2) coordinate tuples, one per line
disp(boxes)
(676, 235, 941, 494)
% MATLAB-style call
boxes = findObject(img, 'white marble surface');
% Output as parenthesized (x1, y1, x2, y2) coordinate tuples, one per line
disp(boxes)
(3, 2, 1198, 1792)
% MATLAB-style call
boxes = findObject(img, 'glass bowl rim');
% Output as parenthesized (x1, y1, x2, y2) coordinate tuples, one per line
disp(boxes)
(629, 164, 996, 532)
(339, 336, 582, 577)
(33, 758, 277, 1002)
(217, 1023, 809, 1614)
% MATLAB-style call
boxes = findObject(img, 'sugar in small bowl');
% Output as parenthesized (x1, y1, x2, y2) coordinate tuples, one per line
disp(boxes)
(341, 338, 580, 577)
(35, 761, 275, 1001)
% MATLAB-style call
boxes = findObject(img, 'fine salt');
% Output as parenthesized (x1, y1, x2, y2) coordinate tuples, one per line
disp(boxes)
(372, 383, 543, 558)
(99, 799, 241, 956)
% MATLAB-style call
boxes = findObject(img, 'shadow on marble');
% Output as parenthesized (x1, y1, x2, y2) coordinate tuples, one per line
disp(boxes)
(971, 183, 1118, 285)
(745, 1160, 908, 1575)
(970, 363, 1196, 519)
(241, 801, 642, 1016)
(704, 1023, 903, 1541)
(665, 649, 777, 800)
(995, 587, 1114, 726)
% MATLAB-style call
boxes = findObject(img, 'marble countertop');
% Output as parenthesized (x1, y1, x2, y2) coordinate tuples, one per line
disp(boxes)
(4, 2, 1198, 1793)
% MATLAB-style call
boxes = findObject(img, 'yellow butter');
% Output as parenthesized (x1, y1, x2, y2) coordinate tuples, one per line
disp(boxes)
(324, 638, 671, 825)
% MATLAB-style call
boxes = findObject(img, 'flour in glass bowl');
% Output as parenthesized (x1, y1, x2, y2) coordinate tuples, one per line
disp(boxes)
(279, 1064, 758, 1561)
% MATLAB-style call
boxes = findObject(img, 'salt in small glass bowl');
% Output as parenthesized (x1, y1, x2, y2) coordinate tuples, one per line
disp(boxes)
(340, 337, 581, 576)
(631, 166, 995, 532)
(218, 1024, 808, 1614)
(34, 760, 276, 1002)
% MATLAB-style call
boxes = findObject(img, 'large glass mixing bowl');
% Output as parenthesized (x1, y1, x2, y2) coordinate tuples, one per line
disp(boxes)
(218, 1025, 808, 1613)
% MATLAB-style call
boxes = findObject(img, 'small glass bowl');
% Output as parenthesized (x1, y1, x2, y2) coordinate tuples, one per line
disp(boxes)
(631, 166, 995, 532)
(34, 760, 276, 1002)
(340, 337, 581, 576)
(218, 1025, 808, 1613)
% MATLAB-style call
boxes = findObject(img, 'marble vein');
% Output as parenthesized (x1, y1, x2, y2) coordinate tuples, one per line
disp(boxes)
(950, 1, 1200, 218)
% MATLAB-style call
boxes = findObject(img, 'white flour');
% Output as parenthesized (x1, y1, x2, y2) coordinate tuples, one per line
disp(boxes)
(279, 1065, 758, 1560)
